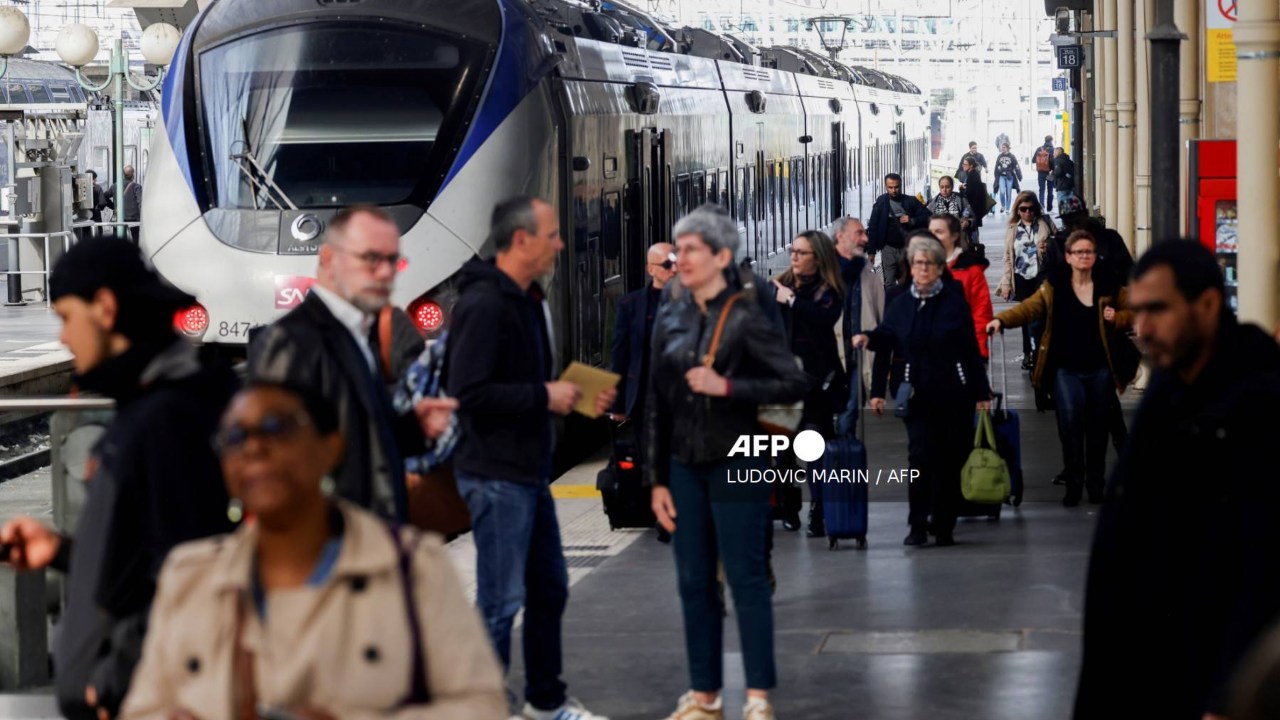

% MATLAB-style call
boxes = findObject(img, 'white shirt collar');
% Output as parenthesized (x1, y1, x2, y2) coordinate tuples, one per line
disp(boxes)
(309, 284, 376, 369)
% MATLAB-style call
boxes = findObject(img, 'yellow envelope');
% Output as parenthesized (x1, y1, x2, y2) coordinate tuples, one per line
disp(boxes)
(558, 361, 621, 419)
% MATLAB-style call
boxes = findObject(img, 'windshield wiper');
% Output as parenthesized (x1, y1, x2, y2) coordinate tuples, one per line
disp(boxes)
(229, 116, 298, 211)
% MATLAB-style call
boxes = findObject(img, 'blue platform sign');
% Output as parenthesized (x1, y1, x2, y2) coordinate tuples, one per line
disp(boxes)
(1056, 45, 1083, 69)
(1052, 77, 1069, 91)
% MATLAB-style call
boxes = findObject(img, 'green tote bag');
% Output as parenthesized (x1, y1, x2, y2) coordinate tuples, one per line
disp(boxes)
(961, 411, 1011, 504)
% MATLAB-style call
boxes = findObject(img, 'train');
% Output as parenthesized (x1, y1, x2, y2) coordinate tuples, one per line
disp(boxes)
(142, 0, 930, 370)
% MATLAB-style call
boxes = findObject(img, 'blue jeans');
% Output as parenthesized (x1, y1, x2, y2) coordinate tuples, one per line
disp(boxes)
(1056, 190, 1074, 209)
(1037, 171, 1053, 209)
(668, 456, 776, 691)
(1052, 367, 1115, 496)
(998, 175, 1016, 210)
(456, 474, 569, 711)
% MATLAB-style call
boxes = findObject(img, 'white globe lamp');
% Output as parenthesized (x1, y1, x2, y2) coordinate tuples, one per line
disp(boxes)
(140, 23, 181, 67)
(56, 24, 100, 68)
(0, 8, 30, 57)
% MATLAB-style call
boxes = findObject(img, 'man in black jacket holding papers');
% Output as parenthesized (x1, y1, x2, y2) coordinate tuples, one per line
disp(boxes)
(446, 196, 615, 720)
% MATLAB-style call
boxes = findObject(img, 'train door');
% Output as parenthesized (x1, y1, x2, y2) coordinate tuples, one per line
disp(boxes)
(832, 122, 846, 220)
(624, 128, 652, 291)
(573, 186, 603, 366)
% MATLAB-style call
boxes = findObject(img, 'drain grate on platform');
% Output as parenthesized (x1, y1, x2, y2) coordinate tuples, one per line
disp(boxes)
(820, 630, 1024, 654)
(565, 554, 608, 569)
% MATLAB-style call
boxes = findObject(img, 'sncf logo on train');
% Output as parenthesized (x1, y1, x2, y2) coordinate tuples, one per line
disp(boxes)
(275, 276, 317, 309)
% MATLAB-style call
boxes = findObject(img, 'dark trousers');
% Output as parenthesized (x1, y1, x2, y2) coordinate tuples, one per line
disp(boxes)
(669, 456, 776, 691)
(903, 400, 972, 535)
(455, 474, 569, 710)
(1053, 368, 1115, 497)
(800, 395, 837, 519)
(1013, 275, 1044, 361)
(1037, 171, 1053, 210)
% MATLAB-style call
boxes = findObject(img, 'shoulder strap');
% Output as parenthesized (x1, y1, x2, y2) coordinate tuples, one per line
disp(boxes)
(378, 305, 395, 383)
(233, 596, 257, 720)
(386, 523, 430, 705)
(702, 293, 743, 368)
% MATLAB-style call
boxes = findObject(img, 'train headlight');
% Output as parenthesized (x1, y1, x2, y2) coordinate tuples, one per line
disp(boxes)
(174, 303, 209, 337)
(407, 299, 444, 335)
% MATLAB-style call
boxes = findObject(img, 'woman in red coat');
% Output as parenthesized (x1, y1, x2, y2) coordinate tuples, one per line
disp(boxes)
(929, 213, 993, 360)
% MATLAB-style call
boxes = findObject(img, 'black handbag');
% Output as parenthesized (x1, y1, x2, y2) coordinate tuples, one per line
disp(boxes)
(1109, 328, 1142, 388)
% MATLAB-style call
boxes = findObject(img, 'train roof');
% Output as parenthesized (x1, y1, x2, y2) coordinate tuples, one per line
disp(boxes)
(526, 0, 922, 98)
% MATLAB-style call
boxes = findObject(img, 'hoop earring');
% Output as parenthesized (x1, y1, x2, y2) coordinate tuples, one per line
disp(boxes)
(227, 497, 244, 524)
(320, 476, 336, 497)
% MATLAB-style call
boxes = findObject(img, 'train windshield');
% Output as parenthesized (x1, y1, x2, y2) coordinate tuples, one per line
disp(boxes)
(199, 23, 481, 209)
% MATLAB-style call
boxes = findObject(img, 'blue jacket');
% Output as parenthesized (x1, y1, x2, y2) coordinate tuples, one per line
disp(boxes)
(609, 285, 662, 416)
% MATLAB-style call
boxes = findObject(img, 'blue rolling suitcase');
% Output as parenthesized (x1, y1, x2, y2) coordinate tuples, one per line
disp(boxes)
(989, 331, 1024, 507)
(822, 354, 869, 550)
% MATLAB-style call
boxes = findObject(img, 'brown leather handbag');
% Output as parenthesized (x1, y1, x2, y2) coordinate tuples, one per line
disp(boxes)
(378, 307, 471, 538)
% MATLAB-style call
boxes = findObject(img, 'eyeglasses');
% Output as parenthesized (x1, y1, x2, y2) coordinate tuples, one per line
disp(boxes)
(215, 412, 311, 455)
(1068, 249, 1096, 256)
(912, 259, 939, 268)
(1018, 206, 1036, 213)
(649, 252, 677, 271)
(789, 248, 814, 257)
(335, 245, 401, 272)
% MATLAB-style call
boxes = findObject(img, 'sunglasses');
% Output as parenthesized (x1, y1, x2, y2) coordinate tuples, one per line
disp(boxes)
(1018, 206, 1036, 213)
(649, 252, 676, 271)
(215, 412, 311, 455)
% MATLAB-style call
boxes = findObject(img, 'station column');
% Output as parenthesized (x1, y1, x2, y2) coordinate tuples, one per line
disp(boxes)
(1234, 1, 1280, 330)
(1174, 0, 1201, 233)
(1116, 0, 1136, 249)
(1101, 0, 1118, 222)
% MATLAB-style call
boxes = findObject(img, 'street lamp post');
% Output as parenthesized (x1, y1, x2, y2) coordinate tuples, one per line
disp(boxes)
(0, 7, 31, 306)
(57, 22, 179, 240)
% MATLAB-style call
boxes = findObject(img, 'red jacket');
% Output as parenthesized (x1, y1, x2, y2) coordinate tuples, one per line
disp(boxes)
(948, 250, 994, 358)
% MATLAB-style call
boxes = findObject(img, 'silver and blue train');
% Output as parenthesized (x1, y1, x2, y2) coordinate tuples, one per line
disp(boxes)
(142, 0, 929, 366)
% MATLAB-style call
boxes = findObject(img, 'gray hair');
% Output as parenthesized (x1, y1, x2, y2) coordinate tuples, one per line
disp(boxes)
(672, 204, 739, 255)
(906, 234, 946, 268)
(831, 216, 859, 237)
(488, 196, 541, 253)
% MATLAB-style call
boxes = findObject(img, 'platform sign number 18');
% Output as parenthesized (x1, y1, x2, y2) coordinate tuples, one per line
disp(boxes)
(1056, 45, 1082, 69)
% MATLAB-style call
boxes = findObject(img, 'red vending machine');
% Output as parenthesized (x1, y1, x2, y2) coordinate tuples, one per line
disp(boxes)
(1186, 139, 1238, 314)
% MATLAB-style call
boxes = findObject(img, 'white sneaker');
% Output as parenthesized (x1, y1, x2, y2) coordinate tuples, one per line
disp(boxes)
(522, 697, 609, 720)
(663, 691, 724, 720)
(742, 697, 775, 720)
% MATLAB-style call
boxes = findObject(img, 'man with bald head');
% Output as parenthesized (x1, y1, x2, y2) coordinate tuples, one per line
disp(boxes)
(610, 242, 675, 423)
(249, 204, 432, 521)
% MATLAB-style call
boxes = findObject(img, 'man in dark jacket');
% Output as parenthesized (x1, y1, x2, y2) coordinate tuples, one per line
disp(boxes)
(1033, 136, 1055, 212)
(955, 140, 988, 178)
(867, 172, 930, 289)
(0, 238, 235, 720)
(1047, 197, 1134, 286)
(1074, 240, 1280, 720)
(609, 242, 674, 423)
(447, 196, 614, 720)
(248, 205, 441, 521)
(1052, 147, 1076, 208)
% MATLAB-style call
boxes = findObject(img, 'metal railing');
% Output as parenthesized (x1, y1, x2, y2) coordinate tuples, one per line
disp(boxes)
(0, 230, 77, 306)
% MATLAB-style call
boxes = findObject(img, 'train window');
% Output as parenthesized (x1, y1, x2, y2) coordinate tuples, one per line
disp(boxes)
(707, 171, 718, 211)
(126, 146, 138, 171)
(28, 84, 49, 103)
(692, 172, 705, 206)
(675, 173, 690, 218)
(4, 83, 25, 103)
(50, 85, 70, 102)
(94, 147, 109, 175)
(197, 22, 485, 210)
(603, 155, 618, 179)
(737, 166, 748, 222)
(766, 161, 776, 252)
(602, 191, 622, 284)
(719, 170, 729, 208)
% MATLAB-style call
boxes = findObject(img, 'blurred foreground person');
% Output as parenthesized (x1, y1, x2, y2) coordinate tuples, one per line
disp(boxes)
(1, 238, 235, 720)
(646, 205, 810, 720)
(1073, 241, 1280, 720)
(120, 382, 507, 720)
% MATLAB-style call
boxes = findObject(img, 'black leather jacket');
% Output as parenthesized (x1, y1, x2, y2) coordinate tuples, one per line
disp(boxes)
(643, 286, 812, 486)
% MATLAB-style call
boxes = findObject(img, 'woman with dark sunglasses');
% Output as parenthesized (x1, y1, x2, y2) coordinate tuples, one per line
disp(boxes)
(996, 191, 1057, 371)
(120, 381, 507, 720)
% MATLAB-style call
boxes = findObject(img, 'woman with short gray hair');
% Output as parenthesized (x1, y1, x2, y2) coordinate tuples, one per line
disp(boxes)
(646, 204, 810, 720)
(853, 232, 991, 547)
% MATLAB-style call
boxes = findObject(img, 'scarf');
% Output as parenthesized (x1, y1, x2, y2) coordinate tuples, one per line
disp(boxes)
(910, 278, 943, 301)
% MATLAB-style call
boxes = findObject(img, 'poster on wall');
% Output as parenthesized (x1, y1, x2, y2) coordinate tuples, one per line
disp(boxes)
(1215, 200, 1238, 314)
(1206, 0, 1238, 83)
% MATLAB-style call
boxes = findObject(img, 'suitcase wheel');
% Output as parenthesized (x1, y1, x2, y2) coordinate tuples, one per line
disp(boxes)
(828, 537, 839, 551)
(855, 535, 868, 550)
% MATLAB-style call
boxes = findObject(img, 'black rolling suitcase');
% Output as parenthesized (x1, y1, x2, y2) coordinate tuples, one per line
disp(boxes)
(596, 424, 655, 530)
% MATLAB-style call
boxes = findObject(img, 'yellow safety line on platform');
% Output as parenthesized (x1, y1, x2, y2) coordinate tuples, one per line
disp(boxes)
(550, 484, 601, 499)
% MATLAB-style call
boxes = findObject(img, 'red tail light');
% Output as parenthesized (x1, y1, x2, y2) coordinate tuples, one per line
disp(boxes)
(173, 303, 209, 337)
(618, 460, 635, 471)
(407, 298, 444, 334)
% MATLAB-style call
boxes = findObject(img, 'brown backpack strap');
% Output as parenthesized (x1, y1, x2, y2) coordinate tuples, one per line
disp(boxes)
(701, 293, 743, 368)
(378, 305, 395, 383)
(233, 596, 257, 720)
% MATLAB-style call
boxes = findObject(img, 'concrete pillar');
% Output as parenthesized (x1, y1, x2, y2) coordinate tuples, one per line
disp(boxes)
(1174, 0, 1200, 234)
(1102, 0, 1119, 224)
(1116, 0, 1136, 251)
(1084, 11, 1100, 209)
(1234, 2, 1280, 330)
(1134, 0, 1154, 258)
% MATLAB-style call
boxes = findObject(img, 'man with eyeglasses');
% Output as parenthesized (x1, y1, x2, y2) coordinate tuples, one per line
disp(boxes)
(249, 204, 433, 522)
(867, 172, 931, 289)
(610, 243, 674, 426)
(0, 238, 236, 720)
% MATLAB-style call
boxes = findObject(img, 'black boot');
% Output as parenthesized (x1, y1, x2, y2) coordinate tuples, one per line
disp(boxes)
(807, 501, 826, 537)
(904, 527, 929, 545)
(1063, 479, 1083, 507)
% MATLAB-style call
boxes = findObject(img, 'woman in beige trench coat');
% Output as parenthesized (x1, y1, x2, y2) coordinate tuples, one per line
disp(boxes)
(121, 381, 507, 720)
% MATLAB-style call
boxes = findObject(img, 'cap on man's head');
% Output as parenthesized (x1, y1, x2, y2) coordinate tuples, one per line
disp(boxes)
(49, 238, 195, 309)
(1058, 195, 1088, 217)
